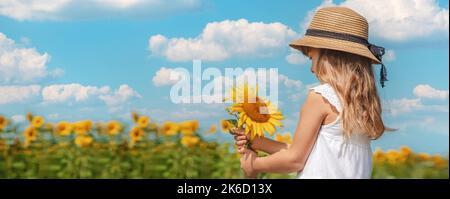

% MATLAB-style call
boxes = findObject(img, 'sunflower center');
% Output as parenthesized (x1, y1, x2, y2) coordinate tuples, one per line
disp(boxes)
(242, 99, 270, 123)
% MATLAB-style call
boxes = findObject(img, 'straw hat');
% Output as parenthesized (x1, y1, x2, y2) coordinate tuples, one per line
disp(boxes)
(290, 7, 382, 64)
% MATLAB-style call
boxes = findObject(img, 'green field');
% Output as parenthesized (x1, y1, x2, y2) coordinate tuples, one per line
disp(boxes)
(0, 113, 448, 179)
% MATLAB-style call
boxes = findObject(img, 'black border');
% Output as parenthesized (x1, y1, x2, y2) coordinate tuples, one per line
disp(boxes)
(1, 179, 448, 197)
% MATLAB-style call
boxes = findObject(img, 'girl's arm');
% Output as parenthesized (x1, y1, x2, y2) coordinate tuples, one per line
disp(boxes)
(250, 137, 288, 154)
(248, 91, 328, 173)
(234, 130, 288, 154)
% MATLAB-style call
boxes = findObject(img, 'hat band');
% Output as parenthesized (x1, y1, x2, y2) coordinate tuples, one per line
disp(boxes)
(305, 28, 388, 88)
(306, 29, 369, 45)
(305, 29, 385, 61)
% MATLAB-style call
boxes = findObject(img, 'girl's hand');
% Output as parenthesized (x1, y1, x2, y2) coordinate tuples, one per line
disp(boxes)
(232, 128, 250, 154)
(240, 148, 258, 178)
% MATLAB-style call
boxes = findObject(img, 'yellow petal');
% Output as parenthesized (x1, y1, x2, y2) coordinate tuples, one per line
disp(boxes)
(265, 123, 275, 136)
(245, 124, 251, 135)
(269, 118, 283, 127)
(271, 114, 284, 120)
(257, 124, 262, 137)
(250, 133, 256, 140)
(238, 113, 245, 127)
(241, 114, 247, 123)
(234, 107, 244, 112)
(245, 116, 252, 126)
(251, 123, 258, 137)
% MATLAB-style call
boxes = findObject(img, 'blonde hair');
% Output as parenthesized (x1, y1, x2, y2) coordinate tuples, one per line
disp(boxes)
(302, 47, 391, 139)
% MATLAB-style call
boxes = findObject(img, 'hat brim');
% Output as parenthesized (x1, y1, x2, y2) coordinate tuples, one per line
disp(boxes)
(289, 35, 381, 64)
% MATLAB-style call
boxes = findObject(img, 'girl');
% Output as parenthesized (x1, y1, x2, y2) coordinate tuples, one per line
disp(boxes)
(233, 7, 392, 179)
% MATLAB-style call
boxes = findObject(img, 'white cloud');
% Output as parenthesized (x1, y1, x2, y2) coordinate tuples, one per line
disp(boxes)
(48, 68, 65, 78)
(152, 67, 185, 86)
(42, 83, 110, 103)
(387, 84, 449, 116)
(99, 84, 141, 107)
(0, 32, 60, 84)
(0, 85, 41, 104)
(310, 0, 449, 41)
(0, 0, 202, 21)
(149, 19, 298, 62)
(383, 49, 396, 62)
(286, 49, 309, 65)
(388, 98, 424, 115)
(11, 115, 25, 123)
(41, 83, 141, 112)
(278, 74, 302, 89)
(413, 84, 449, 100)
(341, 0, 448, 41)
(0, 0, 69, 21)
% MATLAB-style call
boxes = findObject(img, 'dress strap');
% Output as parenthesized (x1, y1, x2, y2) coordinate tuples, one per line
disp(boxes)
(309, 83, 342, 112)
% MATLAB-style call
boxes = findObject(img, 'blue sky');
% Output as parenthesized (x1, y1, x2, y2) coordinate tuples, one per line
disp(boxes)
(0, 0, 449, 154)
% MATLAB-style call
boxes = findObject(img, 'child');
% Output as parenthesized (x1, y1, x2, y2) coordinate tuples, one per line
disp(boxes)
(233, 7, 392, 179)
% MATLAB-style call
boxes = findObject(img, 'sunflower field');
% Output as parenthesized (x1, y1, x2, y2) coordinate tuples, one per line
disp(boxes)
(0, 113, 448, 179)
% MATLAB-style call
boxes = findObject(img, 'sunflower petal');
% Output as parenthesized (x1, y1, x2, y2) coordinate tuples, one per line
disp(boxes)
(252, 123, 259, 138)
(269, 118, 283, 127)
(257, 124, 263, 137)
(245, 124, 251, 135)
(238, 116, 244, 127)
(271, 114, 284, 120)
(265, 123, 276, 136)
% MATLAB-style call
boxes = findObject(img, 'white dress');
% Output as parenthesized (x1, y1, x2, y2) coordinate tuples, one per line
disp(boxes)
(297, 83, 373, 179)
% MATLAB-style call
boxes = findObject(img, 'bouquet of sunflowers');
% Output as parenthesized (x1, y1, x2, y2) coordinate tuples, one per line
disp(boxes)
(223, 84, 284, 144)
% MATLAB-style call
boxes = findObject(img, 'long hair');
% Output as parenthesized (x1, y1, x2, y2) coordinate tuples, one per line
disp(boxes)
(303, 47, 391, 139)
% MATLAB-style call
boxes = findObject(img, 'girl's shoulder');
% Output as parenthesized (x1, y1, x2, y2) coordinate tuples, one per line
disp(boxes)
(308, 83, 342, 113)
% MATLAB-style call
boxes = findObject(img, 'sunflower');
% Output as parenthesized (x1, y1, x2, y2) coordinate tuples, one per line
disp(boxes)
(44, 122, 54, 131)
(26, 112, 33, 122)
(74, 122, 86, 135)
(23, 126, 38, 142)
(0, 115, 8, 131)
(179, 120, 199, 136)
(208, 124, 217, 134)
(373, 148, 385, 164)
(137, 116, 150, 129)
(160, 121, 179, 136)
(55, 121, 73, 136)
(131, 111, 139, 123)
(23, 126, 38, 148)
(417, 153, 431, 161)
(129, 126, 145, 142)
(226, 84, 284, 139)
(106, 120, 122, 136)
(148, 123, 158, 131)
(181, 135, 200, 148)
(275, 132, 292, 144)
(399, 146, 412, 157)
(31, 116, 45, 128)
(432, 155, 447, 168)
(74, 120, 93, 135)
(75, 135, 94, 148)
(220, 120, 233, 133)
(385, 150, 401, 165)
